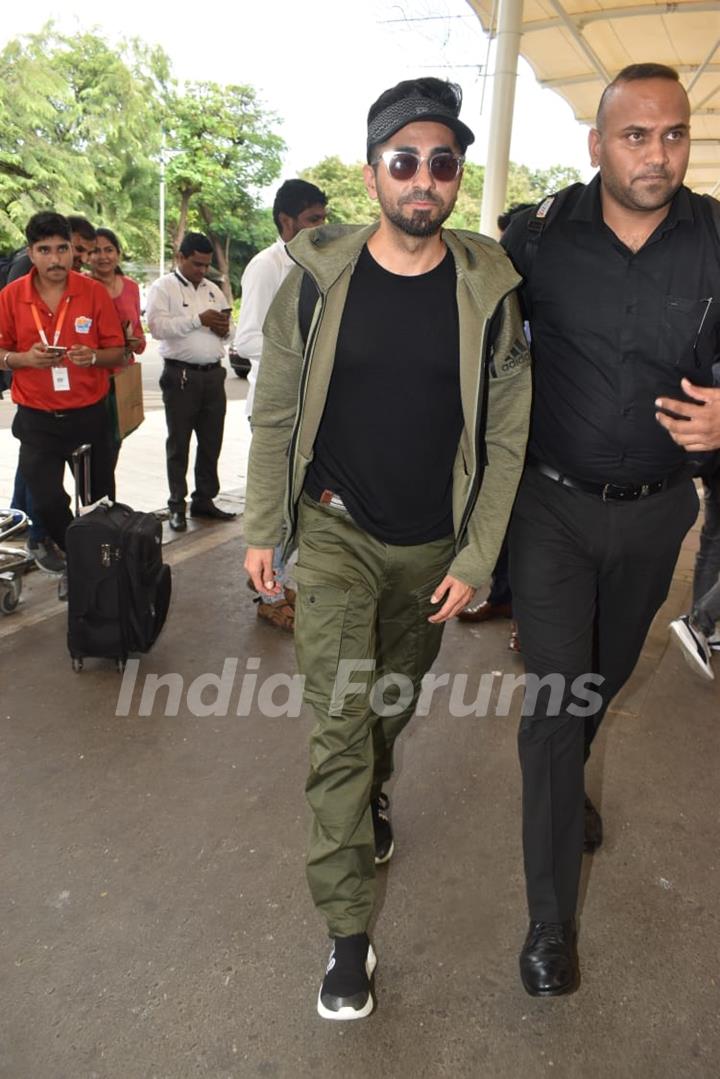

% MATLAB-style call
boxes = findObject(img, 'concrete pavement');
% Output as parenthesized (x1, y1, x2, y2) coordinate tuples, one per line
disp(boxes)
(1, 355, 719, 1078)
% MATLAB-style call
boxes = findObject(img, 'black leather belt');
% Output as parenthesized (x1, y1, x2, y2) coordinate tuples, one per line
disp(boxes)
(18, 401, 104, 419)
(531, 460, 688, 502)
(165, 358, 221, 372)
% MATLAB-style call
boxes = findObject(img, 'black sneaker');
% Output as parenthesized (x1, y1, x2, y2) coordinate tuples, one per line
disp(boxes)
(27, 537, 66, 575)
(371, 792, 394, 865)
(317, 933, 377, 1020)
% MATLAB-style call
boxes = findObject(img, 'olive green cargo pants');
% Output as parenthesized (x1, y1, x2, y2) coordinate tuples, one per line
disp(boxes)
(294, 494, 455, 937)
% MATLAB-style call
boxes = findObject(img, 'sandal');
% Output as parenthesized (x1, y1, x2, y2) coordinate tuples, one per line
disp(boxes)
(256, 597, 295, 632)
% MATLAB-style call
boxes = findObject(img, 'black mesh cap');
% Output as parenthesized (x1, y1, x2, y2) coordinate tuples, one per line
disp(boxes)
(367, 92, 475, 156)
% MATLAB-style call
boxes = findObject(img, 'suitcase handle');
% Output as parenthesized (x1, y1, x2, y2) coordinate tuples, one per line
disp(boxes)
(71, 444, 92, 517)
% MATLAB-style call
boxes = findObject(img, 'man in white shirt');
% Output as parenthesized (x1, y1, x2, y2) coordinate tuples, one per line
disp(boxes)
(146, 232, 236, 532)
(235, 180, 327, 627)
(235, 180, 328, 418)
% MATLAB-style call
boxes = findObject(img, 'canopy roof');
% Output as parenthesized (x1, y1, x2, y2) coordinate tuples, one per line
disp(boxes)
(466, 0, 720, 194)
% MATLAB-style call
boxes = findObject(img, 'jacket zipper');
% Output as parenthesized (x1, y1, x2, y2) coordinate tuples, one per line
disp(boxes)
(455, 282, 519, 549)
(283, 269, 325, 551)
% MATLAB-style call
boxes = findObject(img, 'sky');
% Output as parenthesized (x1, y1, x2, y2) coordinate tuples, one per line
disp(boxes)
(1, 0, 595, 194)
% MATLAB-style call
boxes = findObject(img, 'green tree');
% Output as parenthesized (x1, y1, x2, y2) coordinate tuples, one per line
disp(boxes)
(446, 161, 485, 230)
(505, 163, 582, 208)
(300, 157, 376, 225)
(0, 24, 170, 260)
(164, 82, 284, 299)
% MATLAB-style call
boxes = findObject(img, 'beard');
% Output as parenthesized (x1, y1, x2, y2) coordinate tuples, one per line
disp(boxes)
(602, 167, 681, 214)
(380, 187, 455, 237)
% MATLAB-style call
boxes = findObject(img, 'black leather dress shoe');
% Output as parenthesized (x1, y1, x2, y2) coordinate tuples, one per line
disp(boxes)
(519, 919, 579, 997)
(189, 502, 237, 521)
(168, 511, 187, 532)
(584, 794, 603, 852)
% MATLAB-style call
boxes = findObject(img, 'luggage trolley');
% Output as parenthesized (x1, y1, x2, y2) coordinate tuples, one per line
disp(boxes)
(0, 509, 34, 614)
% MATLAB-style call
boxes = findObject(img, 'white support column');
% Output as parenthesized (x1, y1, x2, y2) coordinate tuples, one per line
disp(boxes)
(479, 0, 523, 237)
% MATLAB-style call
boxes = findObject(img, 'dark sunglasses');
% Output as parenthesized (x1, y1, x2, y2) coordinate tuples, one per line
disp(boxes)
(373, 150, 465, 183)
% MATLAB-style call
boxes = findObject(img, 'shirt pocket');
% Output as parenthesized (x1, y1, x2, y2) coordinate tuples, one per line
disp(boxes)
(660, 295, 720, 378)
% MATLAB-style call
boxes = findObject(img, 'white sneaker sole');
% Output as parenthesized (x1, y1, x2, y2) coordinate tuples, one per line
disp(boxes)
(670, 620, 714, 681)
(26, 553, 65, 577)
(374, 840, 395, 865)
(316, 945, 377, 1021)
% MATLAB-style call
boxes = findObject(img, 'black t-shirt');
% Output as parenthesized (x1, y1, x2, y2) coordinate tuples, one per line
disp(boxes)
(502, 177, 720, 484)
(305, 244, 462, 545)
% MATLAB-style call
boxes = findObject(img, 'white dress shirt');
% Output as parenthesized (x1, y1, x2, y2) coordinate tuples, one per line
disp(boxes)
(233, 238, 294, 416)
(146, 270, 227, 364)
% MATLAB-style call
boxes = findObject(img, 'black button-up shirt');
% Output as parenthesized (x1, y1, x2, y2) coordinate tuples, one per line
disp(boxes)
(503, 176, 720, 484)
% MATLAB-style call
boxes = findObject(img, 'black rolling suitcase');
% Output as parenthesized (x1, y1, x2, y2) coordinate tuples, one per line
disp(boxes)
(66, 445, 172, 671)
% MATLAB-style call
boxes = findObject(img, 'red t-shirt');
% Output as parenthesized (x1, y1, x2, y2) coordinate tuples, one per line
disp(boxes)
(0, 268, 125, 410)
(111, 276, 146, 359)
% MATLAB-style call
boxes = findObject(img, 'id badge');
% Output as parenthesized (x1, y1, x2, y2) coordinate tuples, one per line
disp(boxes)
(52, 366, 70, 392)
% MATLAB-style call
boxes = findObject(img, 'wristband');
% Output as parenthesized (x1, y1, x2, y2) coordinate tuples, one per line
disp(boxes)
(91, 352, 97, 366)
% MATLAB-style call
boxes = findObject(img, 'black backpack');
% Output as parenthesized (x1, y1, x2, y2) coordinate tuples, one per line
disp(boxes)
(0, 248, 29, 291)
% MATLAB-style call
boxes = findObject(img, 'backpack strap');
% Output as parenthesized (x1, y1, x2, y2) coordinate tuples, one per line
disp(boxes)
(701, 193, 720, 252)
(523, 182, 584, 275)
(298, 271, 319, 348)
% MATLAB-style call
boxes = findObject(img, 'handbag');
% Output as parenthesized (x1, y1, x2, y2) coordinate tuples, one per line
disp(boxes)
(111, 361, 145, 441)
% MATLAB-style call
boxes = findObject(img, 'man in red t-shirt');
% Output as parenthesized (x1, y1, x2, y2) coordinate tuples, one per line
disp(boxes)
(0, 211, 125, 556)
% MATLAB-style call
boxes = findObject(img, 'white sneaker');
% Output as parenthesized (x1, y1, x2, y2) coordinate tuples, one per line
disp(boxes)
(707, 631, 720, 653)
(669, 616, 714, 681)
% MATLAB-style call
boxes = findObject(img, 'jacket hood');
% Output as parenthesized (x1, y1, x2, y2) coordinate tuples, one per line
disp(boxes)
(286, 222, 521, 298)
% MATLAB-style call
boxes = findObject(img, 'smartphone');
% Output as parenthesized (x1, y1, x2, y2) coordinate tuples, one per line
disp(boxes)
(45, 346, 68, 356)
(220, 307, 232, 315)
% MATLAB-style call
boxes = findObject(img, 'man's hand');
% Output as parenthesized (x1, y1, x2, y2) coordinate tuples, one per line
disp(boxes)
(199, 309, 231, 338)
(244, 547, 282, 596)
(67, 345, 96, 367)
(428, 575, 476, 624)
(21, 343, 58, 368)
(655, 379, 720, 451)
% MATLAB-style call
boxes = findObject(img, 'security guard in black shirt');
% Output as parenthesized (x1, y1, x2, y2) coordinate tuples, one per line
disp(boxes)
(502, 62, 720, 997)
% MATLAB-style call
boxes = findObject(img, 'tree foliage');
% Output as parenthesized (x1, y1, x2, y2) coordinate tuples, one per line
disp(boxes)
(0, 24, 169, 260)
(164, 82, 284, 298)
(0, 25, 284, 292)
(300, 157, 377, 225)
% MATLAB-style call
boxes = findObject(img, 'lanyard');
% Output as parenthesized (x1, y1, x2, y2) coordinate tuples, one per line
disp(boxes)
(30, 296, 70, 347)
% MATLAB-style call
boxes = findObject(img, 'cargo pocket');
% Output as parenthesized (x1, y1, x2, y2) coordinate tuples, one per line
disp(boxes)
(293, 569, 351, 711)
(410, 577, 448, 682)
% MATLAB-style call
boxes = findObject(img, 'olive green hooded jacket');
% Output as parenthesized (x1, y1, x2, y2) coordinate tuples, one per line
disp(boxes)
(244, 223, 531, 588)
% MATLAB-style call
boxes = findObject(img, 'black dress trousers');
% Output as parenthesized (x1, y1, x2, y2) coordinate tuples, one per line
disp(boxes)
(509, 467, 698, 922)
(159, 362, 227, 512)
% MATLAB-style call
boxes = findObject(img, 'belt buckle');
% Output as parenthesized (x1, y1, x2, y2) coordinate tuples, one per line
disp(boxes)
(602, 482, 636, 502)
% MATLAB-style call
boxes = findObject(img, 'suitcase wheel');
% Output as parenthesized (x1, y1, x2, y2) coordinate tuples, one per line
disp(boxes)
(71, 656, 84, 672)
(116, 658, 126, 674)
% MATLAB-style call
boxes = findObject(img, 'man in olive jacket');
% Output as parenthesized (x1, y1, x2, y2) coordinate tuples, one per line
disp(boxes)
(244, 77, 531, 1020)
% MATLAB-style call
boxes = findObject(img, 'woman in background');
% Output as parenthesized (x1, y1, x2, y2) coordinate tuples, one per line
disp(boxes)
(91, 227, 146, 359)
(91, 227, 146, 496)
